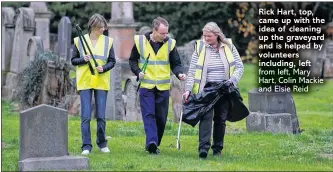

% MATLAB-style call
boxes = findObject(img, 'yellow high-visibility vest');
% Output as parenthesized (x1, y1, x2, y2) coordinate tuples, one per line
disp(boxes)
(192, 39, 235, 94)
(73, 34, 113, 90)
(134, 35, 176, 91)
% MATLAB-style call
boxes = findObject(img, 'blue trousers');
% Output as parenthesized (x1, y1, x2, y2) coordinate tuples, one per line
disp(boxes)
(79, 89, 108, 151)
(139, 87, 169, 147)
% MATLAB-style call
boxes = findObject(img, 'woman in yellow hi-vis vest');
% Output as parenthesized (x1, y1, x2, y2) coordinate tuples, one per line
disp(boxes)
(71, 14, 116, 155)
(183, 22, 244, 159)
(129, 17, 186, 155)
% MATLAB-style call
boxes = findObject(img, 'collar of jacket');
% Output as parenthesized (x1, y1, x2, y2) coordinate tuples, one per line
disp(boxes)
(204, 41, 227, 49)
(144, 31, 170, 44)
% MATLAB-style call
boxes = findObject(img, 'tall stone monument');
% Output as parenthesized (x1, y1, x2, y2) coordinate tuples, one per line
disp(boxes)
(3, 7, 35, 100)
(108, 2, 138, 60)
(57, 16, 72, 62)
(29, 2, 52, 50)
(106, 2, 138, 120)
(1, 7, 16, 87)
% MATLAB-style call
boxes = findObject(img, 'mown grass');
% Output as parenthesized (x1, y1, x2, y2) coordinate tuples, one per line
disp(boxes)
(2, 64, 332, 171)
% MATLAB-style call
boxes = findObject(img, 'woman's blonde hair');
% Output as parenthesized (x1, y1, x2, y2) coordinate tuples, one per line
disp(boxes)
(202, 22, 230, 48)
(88, 13, 107, 32)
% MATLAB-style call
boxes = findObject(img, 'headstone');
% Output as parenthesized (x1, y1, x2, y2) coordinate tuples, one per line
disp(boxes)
(138, 26, 151, 35)
(1, 13, 4, 86)
(10, 7, 35, 74)
(27, 36, 44, 62)
(177, 40, 195, 74)
(39, 60, 66, 107)
(122, 76, 141, 121)
(19, 104, 89, 171)
(323, 58, 333, 78)
(1, 7, 16, 87)
(3, 7, 35, 100)
(246, 112, 293, 134)
(106, 61, 125, 120)
(246, 88, 300, 134)
(57, 16, 72, 62)
(49, 33, 58, 52)
(29, 2, 52, 50)
(323, 40, 333, 77)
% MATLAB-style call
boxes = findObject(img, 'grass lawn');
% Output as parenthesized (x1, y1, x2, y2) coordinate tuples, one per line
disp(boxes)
(2, 64, 333, 171)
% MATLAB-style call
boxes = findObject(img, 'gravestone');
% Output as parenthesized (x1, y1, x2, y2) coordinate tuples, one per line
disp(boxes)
(27, 36, 44, 62)
(19, 104, 89, 171)
(138, 26, 151, 35)
(323, 40, 333, 77)
(246, 88, 300, 134)
(3, 7, 35, 100)
(1, 7, 16, 87)
(10, 7, 35, 74)
(1, 12, 4, 86)
(29, 2, 52, 50)
(246, 112, 293, 134)
(57, 16, 72, 62)
(299, 21, 333, 78)
(123, 76, 141, 121)
(106, 62, 125, 120)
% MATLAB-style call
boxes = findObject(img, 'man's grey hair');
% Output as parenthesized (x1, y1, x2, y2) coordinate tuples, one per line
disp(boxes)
(152, 17, 169, 30)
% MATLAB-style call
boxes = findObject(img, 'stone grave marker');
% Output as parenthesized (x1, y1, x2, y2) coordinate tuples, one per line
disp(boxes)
(29, 2, 52, 50)
(57, 16, 72, 62)
(1, 7, 16, 87)
(10, 7, 35, 74)
(19, 104, 89, 171)
(246, 88, 300, 134)
(106, 62, 125, 120)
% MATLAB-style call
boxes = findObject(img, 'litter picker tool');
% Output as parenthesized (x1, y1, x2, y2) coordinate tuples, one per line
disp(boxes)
(136, 54, 150, 92)
(176, 94, 185, 150)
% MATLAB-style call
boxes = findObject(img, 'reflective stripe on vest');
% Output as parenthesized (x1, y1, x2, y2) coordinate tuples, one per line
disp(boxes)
(74, 34, 113, 91)
(134, 35, 175, 90)
(192, 39, 235, 94)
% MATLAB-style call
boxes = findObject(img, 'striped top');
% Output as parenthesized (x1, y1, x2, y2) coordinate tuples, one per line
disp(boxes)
(185, 42, 244, 92)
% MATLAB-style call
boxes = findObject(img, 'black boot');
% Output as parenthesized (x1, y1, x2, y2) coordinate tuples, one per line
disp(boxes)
(199, 149, 208, 159)
(147, 142, 158, 154)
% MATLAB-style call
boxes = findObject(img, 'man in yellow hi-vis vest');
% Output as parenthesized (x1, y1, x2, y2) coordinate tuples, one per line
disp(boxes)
(129, 17, 186, 154)
(184, 22, 244, 159)
(71, 14, 116, 155)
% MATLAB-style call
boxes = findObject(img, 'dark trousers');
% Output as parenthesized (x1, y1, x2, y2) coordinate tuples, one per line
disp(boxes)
(139, 87, 169, 147)
(198, 98, 229, 153)
(79, 89, 108, 151)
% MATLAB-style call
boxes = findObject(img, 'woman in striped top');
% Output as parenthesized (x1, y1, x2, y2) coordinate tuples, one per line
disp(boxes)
(183, 22, 244, 159)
